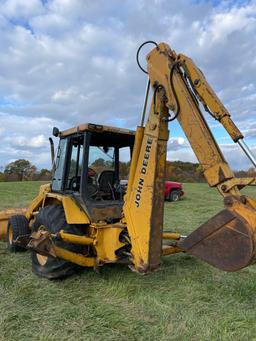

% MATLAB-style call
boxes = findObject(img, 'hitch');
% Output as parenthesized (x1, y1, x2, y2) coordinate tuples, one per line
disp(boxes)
(15, 230, 57, 258)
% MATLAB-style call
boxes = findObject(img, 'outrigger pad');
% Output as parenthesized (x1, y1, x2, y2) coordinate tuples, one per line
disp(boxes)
(178, 209, 255, 272)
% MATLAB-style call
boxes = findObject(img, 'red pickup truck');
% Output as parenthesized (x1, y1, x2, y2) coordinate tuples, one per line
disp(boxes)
(120, 180, 184, 202)
(164, 181, 184, 202)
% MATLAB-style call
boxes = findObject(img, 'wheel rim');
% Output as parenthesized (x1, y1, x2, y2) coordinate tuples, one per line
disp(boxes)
(173, 193, 179, 201)
(36, 253, 48, 266)
(8, 225, 13, 245)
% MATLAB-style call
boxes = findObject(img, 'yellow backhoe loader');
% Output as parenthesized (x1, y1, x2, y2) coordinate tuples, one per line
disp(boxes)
(1, 41, 256, 279)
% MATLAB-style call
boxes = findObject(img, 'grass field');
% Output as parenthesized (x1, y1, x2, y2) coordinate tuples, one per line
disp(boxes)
(0, 181, 256, 341)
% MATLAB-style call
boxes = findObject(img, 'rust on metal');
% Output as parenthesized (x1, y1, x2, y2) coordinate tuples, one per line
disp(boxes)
(162, 245, 182, 256)
(218, 166, 227, 183)
(178, 208, 256, 272)
(26, 231, 57, 257)
(147, 97, 169, 272)
(91, 206, 122, 222)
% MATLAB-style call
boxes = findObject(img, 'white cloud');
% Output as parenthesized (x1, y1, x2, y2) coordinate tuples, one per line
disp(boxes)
(198, 3, 256, 46)
(0, 0, 44, 20)
(52, 87, 77, 102)
(0, 113, 60, 168)
(168, 137, 189, 151)
(7, 134, 46, 148)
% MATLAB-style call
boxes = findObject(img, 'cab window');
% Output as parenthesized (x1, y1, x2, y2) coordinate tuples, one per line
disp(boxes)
(52, 138, 67, 191)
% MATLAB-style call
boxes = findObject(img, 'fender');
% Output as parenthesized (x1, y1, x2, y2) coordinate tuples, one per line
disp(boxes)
(26, 184, 90, 225)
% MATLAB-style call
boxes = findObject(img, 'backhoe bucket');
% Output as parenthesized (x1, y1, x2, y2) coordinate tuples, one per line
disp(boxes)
(178, 207, 256, 272)
(0, 209, 27, 240)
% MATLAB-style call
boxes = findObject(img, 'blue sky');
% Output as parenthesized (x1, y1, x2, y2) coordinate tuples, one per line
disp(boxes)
(0, 0, 255, 171)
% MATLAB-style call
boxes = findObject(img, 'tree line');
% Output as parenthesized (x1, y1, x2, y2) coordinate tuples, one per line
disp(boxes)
(0, 158, 255, 182)
(0, 159, 52, 182)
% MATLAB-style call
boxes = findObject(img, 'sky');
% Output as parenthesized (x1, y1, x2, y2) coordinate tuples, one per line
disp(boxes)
(0, 0, 255, 171)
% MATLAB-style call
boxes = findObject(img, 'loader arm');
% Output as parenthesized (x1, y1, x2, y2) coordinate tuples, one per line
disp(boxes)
(124, 42, 256, 273)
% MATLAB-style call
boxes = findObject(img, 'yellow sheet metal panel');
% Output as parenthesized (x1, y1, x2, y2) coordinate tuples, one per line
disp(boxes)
(44, 193, 90, 224)
(95, 224, 125, 263)
(62, 196, 90, 224)
(26, 183, 51, 220)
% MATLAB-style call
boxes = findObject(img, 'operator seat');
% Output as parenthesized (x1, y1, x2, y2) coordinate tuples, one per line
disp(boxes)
(98, 170, 115, 198)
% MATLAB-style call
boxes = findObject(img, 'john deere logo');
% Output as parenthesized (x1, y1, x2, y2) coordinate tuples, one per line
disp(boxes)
(135, 137, 153, 208)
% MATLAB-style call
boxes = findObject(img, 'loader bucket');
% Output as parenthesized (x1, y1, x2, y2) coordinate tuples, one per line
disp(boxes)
(178, 208, 256, 272)
(0, 209, 27, 240)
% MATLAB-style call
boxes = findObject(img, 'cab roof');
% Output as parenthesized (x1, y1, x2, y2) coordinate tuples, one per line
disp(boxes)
(59, 123, 135, 138)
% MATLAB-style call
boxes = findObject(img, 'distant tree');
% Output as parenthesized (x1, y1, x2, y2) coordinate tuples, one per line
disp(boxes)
(90, 158, 108, 174)
(4, 159, 37, 181)
(68, 159, 78, 178)
(0, 172, 5, 182)
(165, 161, 205, 183)
(105, 160, 115, 169)
(39, 168, 52, 181)
(235, 167, 256, 178)
(119, 161, 130, 179)
(91, 158, 106, 168)
(248, 167, 256, 177)
(195, 165, 204, 180)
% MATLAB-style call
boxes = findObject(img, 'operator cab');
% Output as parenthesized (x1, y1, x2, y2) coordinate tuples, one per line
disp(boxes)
(51, 123, 135, 223)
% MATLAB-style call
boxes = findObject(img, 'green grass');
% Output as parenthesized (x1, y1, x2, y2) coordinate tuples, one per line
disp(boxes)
(0, 181, 256, 341)
(0, 181, 47, 210)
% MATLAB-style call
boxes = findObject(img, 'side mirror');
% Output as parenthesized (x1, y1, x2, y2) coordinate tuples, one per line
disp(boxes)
(52, 127, 59, 137)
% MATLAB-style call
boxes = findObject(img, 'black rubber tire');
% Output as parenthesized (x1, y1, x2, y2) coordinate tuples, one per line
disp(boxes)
(7, 215, 30, 252)
(168, 190, 181, 202)
(31, 205, 84, 279)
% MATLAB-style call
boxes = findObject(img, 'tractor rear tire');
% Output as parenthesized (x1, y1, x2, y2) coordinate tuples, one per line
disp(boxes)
(31, 205, 84, 279)
(7, 215, 30, 252)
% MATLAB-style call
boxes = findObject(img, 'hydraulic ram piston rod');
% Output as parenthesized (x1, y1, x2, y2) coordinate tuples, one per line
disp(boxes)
(140, 78, 150, 126)
(238, 139, 256, 168)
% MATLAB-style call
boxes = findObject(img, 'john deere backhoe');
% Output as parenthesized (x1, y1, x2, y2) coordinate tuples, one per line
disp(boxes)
(1, 41, 256, 279)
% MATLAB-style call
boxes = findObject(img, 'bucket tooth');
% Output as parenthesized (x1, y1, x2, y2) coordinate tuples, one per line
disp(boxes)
(178, 209, 256, 272)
